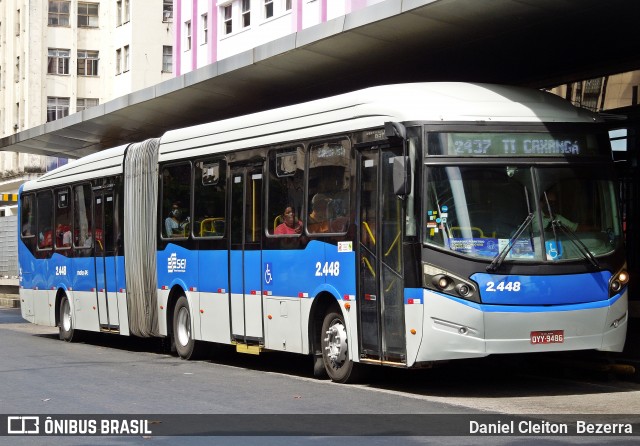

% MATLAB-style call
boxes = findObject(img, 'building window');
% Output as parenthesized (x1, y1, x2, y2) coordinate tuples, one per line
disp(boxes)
(47, 49, 70, 75)
(15, 57, 20, 82)
(242, 0, 251, 27)
(116, 1, 122, 26)
(123, 45, 130, 71)
(77, 98, 99, 112)
(163, 0, 173, 22)
(185, 20, 192, 49)
(47, 97, 70, 122)
(124, 0, 130, 23)
(116, 48, 121, 74)
(285, 0, 292, 11)
(202, 13, 208, 44)
(77, 50, 99, 76)
(48, 1, 71, 26)
(16, 9, 21, 35)
(223, 6, 232, 35)
(162, 46, 173, 72)
(78, 2, 99, 27)
(264, 0, 273, 19)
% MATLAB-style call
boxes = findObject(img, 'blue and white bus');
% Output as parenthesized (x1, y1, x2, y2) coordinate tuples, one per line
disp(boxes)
(18, 83, 628, 382)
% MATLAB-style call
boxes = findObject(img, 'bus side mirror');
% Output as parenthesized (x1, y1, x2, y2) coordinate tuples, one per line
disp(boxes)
(393, 156, 411, 197)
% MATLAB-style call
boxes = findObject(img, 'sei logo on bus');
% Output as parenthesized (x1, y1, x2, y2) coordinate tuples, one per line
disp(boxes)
(315, 261, 340, 277)
(485, 281, 521, 292)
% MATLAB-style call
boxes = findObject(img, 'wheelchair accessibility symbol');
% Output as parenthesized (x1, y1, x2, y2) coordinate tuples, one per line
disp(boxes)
(545, 240, 563, 261)
(264, 263, 273, 284)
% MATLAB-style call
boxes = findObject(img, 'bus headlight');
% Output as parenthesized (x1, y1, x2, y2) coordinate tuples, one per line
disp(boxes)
(609, 266, 629, 297)
(423, 263, 480, 303)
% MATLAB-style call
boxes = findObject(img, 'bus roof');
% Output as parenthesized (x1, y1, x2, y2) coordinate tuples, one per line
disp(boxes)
(22, 144, 128, 192)
(22, 83, 599, 190)
(158, 82, 599, 161)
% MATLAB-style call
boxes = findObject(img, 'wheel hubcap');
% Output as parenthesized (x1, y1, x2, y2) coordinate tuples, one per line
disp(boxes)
(176, 307, 191, 347)
(324, 319, 348, 367)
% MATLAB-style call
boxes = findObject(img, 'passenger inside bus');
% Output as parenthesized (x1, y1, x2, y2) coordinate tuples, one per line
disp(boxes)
(56, 224, 72, 247)
(308, 194, 330, 233)
(22, 211, 33, 236)
(275, 206, 302, 235)
(165, 204, 190, 237)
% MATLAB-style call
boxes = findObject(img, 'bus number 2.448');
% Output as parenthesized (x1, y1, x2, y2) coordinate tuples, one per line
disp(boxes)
(485, 281, 521, 292)
(315, 261, 340, 277)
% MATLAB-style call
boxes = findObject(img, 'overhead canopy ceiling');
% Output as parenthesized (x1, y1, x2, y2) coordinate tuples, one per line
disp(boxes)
(2, 0, 639, 159)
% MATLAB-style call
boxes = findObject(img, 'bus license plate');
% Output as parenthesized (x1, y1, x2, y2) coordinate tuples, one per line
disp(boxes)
(530, 330, 564, 344)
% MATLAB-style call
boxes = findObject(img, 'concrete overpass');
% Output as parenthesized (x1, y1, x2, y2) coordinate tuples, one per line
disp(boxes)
(1, 0, 639, 158)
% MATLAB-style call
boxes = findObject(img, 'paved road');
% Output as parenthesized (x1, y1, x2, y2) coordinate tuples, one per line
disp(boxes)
(1, 308, 639, 445)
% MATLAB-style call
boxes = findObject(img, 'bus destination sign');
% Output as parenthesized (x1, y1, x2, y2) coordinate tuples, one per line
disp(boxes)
(431, 132, 600, 157)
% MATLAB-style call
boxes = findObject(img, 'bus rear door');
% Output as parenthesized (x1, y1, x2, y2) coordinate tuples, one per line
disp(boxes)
(94, 189, 119, 332)
(229, 163, 264, 346)
(357, 146, 407, 365)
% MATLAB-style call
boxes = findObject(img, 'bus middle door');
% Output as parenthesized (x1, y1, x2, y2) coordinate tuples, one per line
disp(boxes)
(229, 163, 264, 347)
(94, 189, 119, 332)
(357, 145, 407, 365)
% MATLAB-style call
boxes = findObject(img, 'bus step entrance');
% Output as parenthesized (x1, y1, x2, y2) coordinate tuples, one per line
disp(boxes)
(235, 343, 262, 355)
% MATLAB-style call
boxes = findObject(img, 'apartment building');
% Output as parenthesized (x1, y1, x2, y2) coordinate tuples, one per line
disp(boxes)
(0, 0, 174, 215)
(176, 0, 383, 75)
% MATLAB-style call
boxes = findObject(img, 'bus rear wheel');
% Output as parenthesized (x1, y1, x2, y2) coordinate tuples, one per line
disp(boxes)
(58, 295, 78, 342)
(320, 310, 361, 383)
(173, 295, 203, 360)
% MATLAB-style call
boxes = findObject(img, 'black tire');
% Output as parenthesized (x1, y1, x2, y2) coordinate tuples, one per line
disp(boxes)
(58, 295, 79, 342)
(313, 354, 328, 379)
(320, 310, 362, 383)
(172, 295, 203, 360)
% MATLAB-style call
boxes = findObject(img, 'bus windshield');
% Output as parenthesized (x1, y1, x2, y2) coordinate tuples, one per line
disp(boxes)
(424, 165, 622, 263)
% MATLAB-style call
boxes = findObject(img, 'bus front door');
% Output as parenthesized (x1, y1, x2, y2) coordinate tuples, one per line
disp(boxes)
(357, 146, 407, 364)
(94, 189, 119, 332)
(229, 164, 264, 346)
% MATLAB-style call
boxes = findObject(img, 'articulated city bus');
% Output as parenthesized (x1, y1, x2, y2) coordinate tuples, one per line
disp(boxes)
(18, 83, 628, 382)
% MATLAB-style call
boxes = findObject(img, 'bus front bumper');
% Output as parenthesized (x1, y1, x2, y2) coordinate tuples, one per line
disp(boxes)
(413, 289, 628, 363)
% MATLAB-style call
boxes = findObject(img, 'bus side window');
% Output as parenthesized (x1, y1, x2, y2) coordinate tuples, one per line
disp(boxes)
(193, 159, 226, 238)
(73, 184, 93, 249)
(55, 188, 72, 250)
(36, 190, 54, 250)
(307, 139, 351, 234)
(21, 194, 35, 238)
(20, 193, 37, 256)
(161, 163, 192, 239)
(267, 146, 304, 236)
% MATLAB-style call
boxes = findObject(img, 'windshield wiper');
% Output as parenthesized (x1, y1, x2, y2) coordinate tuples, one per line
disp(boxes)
(552, 220, 600, 269)
(487, 213, 534, 272)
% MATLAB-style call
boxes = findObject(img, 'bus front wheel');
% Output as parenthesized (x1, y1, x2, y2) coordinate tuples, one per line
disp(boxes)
(173, 295, 203, 360)
(58, 295, 77, 342)
(320, 310, 361, 383)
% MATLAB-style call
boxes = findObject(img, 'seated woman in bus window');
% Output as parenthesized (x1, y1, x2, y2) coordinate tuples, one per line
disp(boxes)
(275, 206, 302, 235)
(165, 205, 190, 237)
(308, 194, 330, 233)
